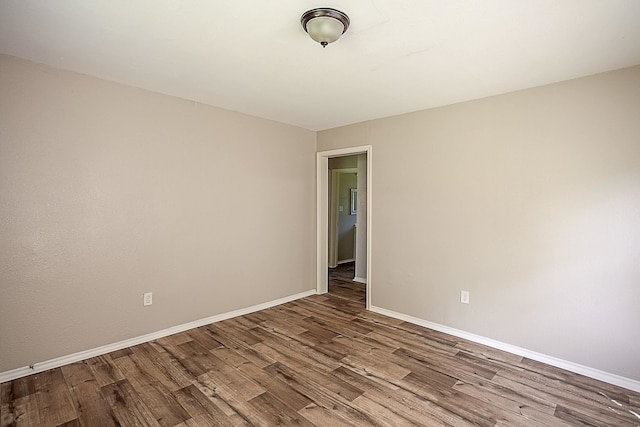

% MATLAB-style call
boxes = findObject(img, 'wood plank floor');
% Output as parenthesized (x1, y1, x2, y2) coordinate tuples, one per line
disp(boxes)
(2, 263, 639, 426)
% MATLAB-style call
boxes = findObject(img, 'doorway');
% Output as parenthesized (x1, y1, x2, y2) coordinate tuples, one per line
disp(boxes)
(316, 146, 372, 309)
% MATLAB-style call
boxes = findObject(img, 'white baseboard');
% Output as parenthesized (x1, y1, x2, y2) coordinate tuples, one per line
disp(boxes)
(337, 258, 355, 265)
(353, 276, 367, 284)
(0, 289, 316, 384)
(369, 305, 640, 393)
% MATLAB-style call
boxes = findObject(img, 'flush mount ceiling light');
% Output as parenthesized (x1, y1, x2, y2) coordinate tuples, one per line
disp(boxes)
(301, 8, 350, 48)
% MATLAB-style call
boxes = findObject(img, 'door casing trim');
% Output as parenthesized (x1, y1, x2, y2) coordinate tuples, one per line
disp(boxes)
(316, 145, 372, 309)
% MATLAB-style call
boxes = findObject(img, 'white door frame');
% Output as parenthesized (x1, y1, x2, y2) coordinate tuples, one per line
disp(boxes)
(317, 145, 372, 309)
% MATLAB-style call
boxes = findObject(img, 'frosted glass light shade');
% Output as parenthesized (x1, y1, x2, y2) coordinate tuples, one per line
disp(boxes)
(306, 17, 345, 45)
(301, 8, 350, 48)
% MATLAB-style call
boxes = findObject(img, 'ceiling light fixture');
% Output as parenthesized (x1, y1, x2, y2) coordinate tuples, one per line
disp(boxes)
(301, 8, 350, 48)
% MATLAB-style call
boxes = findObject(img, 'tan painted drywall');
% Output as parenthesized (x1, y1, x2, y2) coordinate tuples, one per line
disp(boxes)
(318, 65, 640, 381)
(328, 155, 357, 170)
(0, 54, 316, 373)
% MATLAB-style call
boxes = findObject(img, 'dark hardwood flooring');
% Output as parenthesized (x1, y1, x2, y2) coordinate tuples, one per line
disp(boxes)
(2, 264, 639, 426)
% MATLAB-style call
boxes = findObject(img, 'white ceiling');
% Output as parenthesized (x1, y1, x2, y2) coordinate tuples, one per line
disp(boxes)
(1, 1, 639, 131)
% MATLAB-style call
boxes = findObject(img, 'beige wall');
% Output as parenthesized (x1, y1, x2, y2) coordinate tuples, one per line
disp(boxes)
(318, 66, 640, 381)
(328, 155, 357, 170)
(0, 55, 316, 373)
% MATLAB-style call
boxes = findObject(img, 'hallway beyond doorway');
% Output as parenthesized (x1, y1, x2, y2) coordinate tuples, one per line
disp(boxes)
(328, 262, 365, 306)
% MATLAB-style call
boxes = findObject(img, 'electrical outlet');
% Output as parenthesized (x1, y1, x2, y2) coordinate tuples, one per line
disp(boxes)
(143, 292, 153, 306)
(460, 290, 470, 304)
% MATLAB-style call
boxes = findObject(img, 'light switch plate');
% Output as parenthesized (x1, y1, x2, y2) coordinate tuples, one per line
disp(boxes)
(460, 290, 470, 304)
